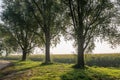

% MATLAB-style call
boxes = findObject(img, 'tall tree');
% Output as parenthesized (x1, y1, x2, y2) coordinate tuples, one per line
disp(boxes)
(25, 0, 64, 63)
(1, 0, 40, 61)
(62, 0, 118, 68)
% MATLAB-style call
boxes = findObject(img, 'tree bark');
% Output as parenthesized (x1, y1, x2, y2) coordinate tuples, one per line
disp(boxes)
(5, 48, 9, 57)
(45, 32, 51, 63)
(76, 37, 85, 68)
(22, 49, 27, 61)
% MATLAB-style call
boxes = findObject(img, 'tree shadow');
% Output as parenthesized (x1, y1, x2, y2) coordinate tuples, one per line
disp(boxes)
(61, 69, 92, 80)
(0, 61, 39, 79)
(60, 67, 117, 80)
(40, 62, 53, 66)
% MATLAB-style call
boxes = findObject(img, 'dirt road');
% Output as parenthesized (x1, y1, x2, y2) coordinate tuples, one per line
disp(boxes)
(0, 60, 11, 70)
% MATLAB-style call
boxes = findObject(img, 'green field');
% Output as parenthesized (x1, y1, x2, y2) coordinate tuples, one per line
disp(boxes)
(0, 54, 120, 80)
(1, 53, 120, 67)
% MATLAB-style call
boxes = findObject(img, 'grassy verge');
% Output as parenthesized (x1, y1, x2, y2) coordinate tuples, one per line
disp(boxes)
(0, 61, 120, 80)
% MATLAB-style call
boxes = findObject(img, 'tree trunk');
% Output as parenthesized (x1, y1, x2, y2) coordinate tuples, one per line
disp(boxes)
(45, 32, 51, 63)
(76, 37, 85, 68)
(0, 52, 1, 56)
(22, 49, 27, 61)
(5, 52, 9, 57)
(5, 48, 9, 57)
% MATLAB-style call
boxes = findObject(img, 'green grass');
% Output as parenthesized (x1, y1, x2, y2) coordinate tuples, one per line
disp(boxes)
(0, 54, 120, 80)
(0, 61, 120, 80)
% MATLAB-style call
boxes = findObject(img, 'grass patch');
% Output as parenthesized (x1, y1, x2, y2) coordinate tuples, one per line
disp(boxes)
(0, 61, 120, 80)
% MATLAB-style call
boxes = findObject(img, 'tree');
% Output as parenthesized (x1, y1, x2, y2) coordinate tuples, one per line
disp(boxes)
(62, 0, 118, 68)
(24, 0, 64, 63)
(105, 0, 120, 47)
(0, 24, 18, 57)
(1, 0, 40, 61)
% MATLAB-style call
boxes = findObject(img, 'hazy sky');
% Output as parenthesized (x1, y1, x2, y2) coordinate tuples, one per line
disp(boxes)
(0, 0, 120, 54)
(50, 37, 120, 54)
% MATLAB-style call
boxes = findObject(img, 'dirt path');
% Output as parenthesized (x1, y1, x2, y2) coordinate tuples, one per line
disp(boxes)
(0, 60, 11, 70)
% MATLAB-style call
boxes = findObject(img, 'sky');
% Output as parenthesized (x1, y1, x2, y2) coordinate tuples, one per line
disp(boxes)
(0, 0, 120, 54)
(34, 37, 120, 54)
(50, 37, 120, 54)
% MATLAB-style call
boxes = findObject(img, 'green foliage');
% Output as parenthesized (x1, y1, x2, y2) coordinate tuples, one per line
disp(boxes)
(62, 0, 118, 53)
(1, 0, 41, 59)
(0, 24, 18, 56)
(24, 0, 64, 46)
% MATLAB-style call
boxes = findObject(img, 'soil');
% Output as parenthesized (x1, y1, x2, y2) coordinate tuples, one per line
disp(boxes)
(0, 60, 11, 70)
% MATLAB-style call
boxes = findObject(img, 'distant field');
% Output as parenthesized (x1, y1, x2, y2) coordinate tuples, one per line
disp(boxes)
(0, 53, 120, 67)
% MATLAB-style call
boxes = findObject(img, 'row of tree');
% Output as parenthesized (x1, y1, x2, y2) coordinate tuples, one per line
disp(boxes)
(0, 0, 120, 68)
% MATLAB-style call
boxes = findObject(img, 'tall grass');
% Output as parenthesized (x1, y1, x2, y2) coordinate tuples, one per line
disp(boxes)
(85, 54, 120, 67)
(0, 53, 120, 67)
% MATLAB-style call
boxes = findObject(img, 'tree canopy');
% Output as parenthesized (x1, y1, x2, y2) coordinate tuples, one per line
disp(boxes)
(61, 0, 119, 68)
(1, 0, 40, 60)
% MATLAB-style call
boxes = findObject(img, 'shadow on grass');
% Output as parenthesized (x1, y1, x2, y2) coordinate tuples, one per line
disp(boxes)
(0, 61, 40, 79)
(40, 62, 53, 66)
(61, 69, 92, 80)
(61, 68, 116, 80)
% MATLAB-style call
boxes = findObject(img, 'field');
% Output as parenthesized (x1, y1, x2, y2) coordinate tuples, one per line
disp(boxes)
(0, 53, 120, 80)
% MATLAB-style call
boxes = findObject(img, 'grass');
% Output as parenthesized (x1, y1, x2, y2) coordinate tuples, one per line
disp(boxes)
(0, 61, 120, 80)
(0, 54, 120, 80)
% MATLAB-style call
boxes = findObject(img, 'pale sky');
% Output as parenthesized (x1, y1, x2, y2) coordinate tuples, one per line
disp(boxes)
(50, 37, 120, 54)
(0, 0, 120, 54)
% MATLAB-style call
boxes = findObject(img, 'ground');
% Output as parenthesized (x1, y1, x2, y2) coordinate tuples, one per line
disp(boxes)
(0, 60, 120, 80)
(0, 60, 11, 70)
(0, 54, 120, 80)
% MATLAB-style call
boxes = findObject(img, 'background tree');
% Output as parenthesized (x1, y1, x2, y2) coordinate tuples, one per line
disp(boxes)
(0, 24, 18, 57)
(62, 0, 118, 68)
(1, 0, 40, 61)
(0, 37, 18, 57)
(104, 0, 120, 48)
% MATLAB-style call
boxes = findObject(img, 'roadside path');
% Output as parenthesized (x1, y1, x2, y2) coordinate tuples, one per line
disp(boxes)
(0, 60, 11, 70)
